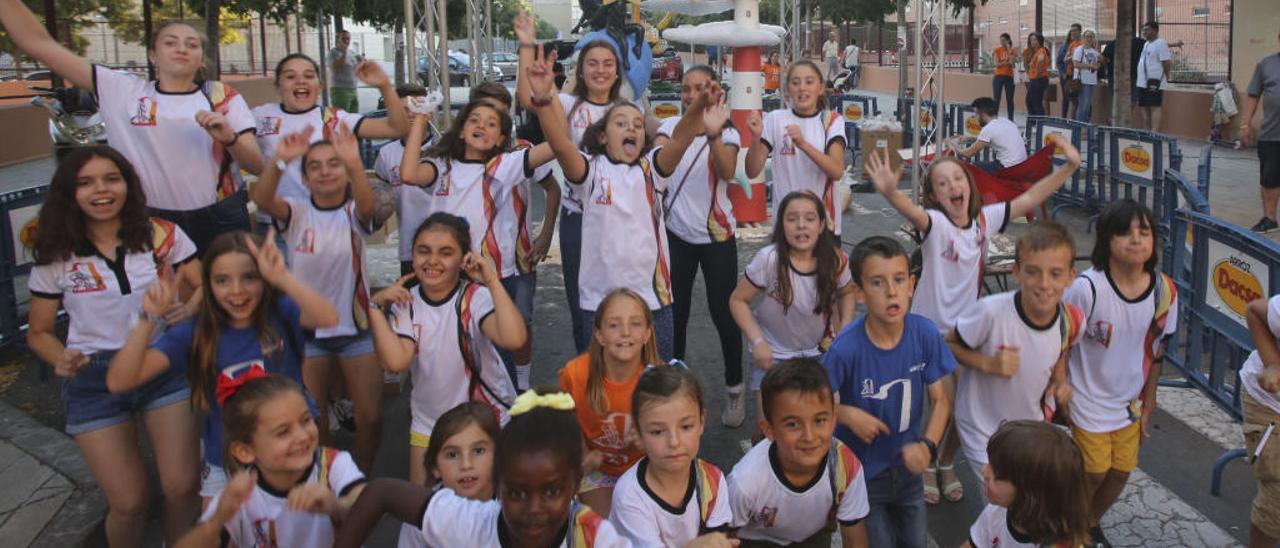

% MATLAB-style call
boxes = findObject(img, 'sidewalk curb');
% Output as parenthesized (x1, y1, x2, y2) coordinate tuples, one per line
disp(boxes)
(0, 399, 105, 548)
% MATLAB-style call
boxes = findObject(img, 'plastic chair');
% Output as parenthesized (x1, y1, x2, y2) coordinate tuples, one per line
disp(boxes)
(962, 145, 1056, 222)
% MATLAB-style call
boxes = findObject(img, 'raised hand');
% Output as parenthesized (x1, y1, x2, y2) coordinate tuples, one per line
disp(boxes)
(514, 10, 536, 47)
(1046, 133, 1081, 166)
(784, 124, 807, 148)
(196, 110, 237, 145)
(864, 147, 903, 195)
(331, 122, 363, 168)
(526, 42, 558, 101)
(702, 91, 730, 135)
(461, 252, 499, 286)
(142, 262, 178, 320)
(275, 126, 315, 164)
(51, 347, 89, 379)
(746, 111, 763, 137)
(354, 60, 390, 88)
(211, 470, 257, 526)
(373, 274, 416, 310)
(245, 228, 290, 288)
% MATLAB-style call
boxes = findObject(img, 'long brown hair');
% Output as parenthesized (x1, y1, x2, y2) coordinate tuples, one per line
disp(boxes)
(425, 100, 513, 171)
(770, 192, 842, 316)
(783, 60, 829, 114)
(569, 40, 623, 118)
(221, 374, 307, 474)
(33, 146, 152, 264)
(580, 101, 649, 158)
(585, 289, 659, 416)
(922, 157, 983, 223)
(189, 232, 283, 410)
(987, 421, 1091, 545)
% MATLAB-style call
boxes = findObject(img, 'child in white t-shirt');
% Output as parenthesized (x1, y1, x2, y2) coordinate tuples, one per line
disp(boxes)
(1242, 295, 1280, 547)
(371, 84, 436, 275)
(1063, 199, 1177, 544)
(966, 421, 1090, 548)
(729, 358, 870, 547)
(179, 375, 367, 548)
(745, 60, 848, 234)
(610, 366, 734, 547)
(865, 134, 1080, 502)
(730, 192, 855, 427)
(331, 390, 630, 548)
(251, 122, 382, 473)
(367, 212, 524, 488)
(947, 222, 1083, 483)
(527, 44, 714, 360)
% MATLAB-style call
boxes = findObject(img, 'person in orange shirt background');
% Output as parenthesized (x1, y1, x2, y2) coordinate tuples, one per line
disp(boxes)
(1058, 23, 1084, 118)
(558, 288, 656, 518)
(992, 33, 1017, 119)
(763, 51, 781, 93)
(1024, 32, 1051, 116)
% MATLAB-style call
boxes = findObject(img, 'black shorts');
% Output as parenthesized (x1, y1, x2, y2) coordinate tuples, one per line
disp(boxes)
(1138, 87, 1164, 107)
(1262, 141, 1280, 189)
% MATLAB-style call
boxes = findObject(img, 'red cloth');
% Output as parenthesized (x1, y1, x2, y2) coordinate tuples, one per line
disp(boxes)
(963, 145, 1055, 221)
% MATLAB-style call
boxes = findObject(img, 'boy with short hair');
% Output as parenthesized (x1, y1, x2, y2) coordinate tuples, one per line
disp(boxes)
(948, 221, 1083, 482)
(1065, 199, 1177, 547)
(728, 358, 870, 548)
(822, 236, 955, 548)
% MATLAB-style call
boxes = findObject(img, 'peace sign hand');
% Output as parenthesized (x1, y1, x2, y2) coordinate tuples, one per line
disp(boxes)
(245, 228, 290, 288)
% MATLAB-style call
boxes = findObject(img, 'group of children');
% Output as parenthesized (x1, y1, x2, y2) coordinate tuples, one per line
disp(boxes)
(0, 0, 1204, 544)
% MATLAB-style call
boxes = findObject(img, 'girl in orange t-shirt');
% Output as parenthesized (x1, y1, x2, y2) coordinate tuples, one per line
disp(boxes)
(992, 33, 1017, 119)
(1023, 32, 1051, 116)
(763, 52, 781, 92)
(559, 288, 657, 518)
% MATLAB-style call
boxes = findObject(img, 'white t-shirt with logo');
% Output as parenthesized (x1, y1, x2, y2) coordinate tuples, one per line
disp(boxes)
(558, 93, 614, 214)
(728, 439, 869, 544)
(744, 244, 852, 386)
(1138, 38, 1173, 90)
(953, 291, 1081, 466)
(609, 459, 733, 548)
(416, 488, 629, 547)
(657, 117, 740, 245)
(759, 109, 847, 234)
(277, 197, 372, 339)
(968, 504, 1041, 548)
(491, 143, 555, 278)
(252, 103, 365, 206)
(200, 448, 365, 548)
(374, 138, 434, 261)
(568, 150, 673, 312)
(1241, 296, 1280, 415)
(28, 220, 197, 354)
(1065, 269, 1179, 433)
(93, 65, 256, 211)
(844, 45, 860, 67)
(419, 149, 538, 278)
(976, 117, 1028, 168)
(390, 282, 515, 436)
(912, 204, 1010, 332)
(1072, 46, 1101, 86)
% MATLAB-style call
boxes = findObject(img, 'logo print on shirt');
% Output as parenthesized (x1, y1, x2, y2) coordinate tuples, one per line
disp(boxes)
(862, 378, 913, 432)
(435, 173, 452, 196)
(780, 134, 796, 156)
(1086, 319, 1114, 348)
(295, 229, 316, 254)
(942, 239, 960, 262)
(68, 262, 107, 293)
(753, 506, 779, 527)
(130, 97, 158, 126)
(250, 517, 279, 547)
(258, 116, 282, 136)
(594, 176, 613, 205)
(573, 110, 592, 130)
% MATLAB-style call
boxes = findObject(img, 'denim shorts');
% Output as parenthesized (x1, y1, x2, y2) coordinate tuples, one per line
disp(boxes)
(201, 461, 228, 498)
(304, 330, 375, 359)
(501, 272, 537, 323)
(63, 350, 191, 436)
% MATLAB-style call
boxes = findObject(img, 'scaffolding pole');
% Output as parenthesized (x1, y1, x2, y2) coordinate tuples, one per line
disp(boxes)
(911, 0, 947, 199)
(406, 0, 452, 123)
(779, 0, 799, 64)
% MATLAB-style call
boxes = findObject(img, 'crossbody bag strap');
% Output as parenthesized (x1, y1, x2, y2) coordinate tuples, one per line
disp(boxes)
(662, 141, 710, 222)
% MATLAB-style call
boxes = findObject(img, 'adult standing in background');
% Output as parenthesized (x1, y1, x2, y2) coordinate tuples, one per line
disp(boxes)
(1058, 23, 1083, 118)
(843, 38, 861, 88)
(330, 30, 363, 112)
(1136, 22, 1173, 132)
(1073, 30, 1102, 122)
(1024, 33, 1050, 116)
(823, 32, 841, 82)
(763, 51, 781, 93)
(1242, 30, 1280, 234)
(992, 33, 1017, 120)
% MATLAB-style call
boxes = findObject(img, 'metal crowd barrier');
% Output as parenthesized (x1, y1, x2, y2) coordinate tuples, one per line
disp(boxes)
(0, 184, 50, 347)
(1024, 116, 1094, 215)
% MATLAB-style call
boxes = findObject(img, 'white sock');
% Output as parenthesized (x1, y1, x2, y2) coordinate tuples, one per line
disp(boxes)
(516, 364, 531, 391)
(726, 383, 744, 395)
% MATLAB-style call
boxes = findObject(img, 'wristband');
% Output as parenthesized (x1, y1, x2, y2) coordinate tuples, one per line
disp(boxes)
(274, 158, 288, 172)
(920, 437, 938, 462)
(530, 94, 553, 108)
(221, 132, 241, 147)
(750, 337, 765, 348)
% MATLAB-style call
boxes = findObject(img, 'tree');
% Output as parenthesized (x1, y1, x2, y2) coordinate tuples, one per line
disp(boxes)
(1113, 0, 1134, 126)
(0, 0, 134, 66)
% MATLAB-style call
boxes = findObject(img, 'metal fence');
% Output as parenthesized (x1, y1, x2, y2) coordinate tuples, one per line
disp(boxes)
(1155, 0, 1233, 84)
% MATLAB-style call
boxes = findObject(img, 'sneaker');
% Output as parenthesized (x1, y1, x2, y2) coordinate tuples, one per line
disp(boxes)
(721, 387, 747, 428)
(1252, 217, 1279, 233)
(1090, 526, 1113, 548)
(330, 399, 356, 433)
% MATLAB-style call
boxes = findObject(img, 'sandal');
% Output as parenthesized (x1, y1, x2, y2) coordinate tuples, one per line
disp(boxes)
(923, 466, 940, 505)
(939, 464, 964, 502)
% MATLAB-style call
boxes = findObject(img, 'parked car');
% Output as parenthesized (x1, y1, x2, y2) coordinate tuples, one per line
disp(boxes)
(483, 52, 519, 81)
(450, 51, 504, 81)
(651, 49, 683, 82)
(416, 52, 503, 87)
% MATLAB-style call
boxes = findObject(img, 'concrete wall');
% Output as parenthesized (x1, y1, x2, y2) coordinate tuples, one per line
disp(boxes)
(857, 65, 1214, 139)
(0, 104, 52, 166)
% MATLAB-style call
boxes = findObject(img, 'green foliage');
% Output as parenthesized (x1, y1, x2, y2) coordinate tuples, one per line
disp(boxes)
(0, 0, 133, 63)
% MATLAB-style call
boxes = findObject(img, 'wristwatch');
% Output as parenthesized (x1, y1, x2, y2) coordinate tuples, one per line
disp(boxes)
(275, 158, 289, 172)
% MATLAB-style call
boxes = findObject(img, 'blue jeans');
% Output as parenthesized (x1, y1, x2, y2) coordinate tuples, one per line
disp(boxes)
(1075, 83, 1096, 122)
(559, 207, 588, 354)
(992, 75, 1015, 120)
(498, 272, 537, 381)
(1026, 77, 1048, 116)
(864, 464, 928, 548)
(581, 305, 675, 362)
(150, 190, 251, 257)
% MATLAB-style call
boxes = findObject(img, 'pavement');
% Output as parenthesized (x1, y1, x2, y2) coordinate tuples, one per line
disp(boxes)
(0, 89, 1271, 546)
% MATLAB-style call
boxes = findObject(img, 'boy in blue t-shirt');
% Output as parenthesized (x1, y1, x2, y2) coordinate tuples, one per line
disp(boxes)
(823, 236, 956, 548)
